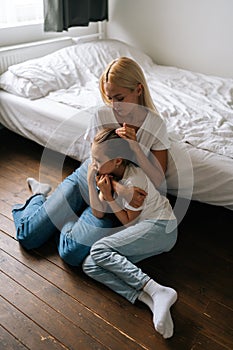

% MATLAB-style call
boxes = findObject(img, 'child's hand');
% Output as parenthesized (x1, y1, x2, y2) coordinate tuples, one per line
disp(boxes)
(87, 163, 97, 182)
(96, 174, 113, 201)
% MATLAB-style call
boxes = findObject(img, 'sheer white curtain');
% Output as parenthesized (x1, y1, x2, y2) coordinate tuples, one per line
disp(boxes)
(0, 0, 43, 27)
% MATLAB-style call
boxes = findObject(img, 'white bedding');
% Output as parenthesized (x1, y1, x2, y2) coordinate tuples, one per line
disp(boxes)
(45, 60, 233, 159)
(148, 66, 233, 158)
(0, 90, 94, 161)
(0, 39, 233, 210)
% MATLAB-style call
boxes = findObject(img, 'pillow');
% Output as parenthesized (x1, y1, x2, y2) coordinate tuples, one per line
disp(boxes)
(5, 46, 85, 99)
(0, 70, 41, 99)
(69, 39, 155, 79)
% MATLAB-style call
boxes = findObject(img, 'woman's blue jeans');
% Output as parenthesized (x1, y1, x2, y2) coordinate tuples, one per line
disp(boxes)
(12, 158, 120, 266)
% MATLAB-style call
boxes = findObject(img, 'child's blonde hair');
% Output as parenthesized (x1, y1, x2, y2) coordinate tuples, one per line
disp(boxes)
(99, 57, 158, 114)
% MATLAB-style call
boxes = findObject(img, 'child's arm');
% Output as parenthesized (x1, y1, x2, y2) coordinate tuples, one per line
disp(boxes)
(87, 164, 107, 218)
(107, 197, 142, 226)
(116, 123, 166, 188)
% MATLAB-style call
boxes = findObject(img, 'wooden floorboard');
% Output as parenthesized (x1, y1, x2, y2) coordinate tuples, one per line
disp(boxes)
(0, 129, 232, 350)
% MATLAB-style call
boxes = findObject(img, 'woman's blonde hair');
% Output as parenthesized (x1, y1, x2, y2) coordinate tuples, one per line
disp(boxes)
(99, 57, 158, 113)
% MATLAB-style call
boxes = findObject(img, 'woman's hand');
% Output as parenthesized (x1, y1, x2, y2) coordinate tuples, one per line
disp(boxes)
(128, 187, 147, 208)
(111, 179, 147, 208)
(115, 122, 141, 154)
(115, 122, 137, 141)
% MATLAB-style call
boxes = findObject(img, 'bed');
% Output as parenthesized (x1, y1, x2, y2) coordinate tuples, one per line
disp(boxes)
(0, 36, 233, 216)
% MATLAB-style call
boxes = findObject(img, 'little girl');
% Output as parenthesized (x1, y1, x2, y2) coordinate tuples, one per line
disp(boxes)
(83, 127, 178, 339)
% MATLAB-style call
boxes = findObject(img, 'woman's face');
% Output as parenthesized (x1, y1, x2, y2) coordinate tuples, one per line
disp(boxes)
(104, 82, 141, 118)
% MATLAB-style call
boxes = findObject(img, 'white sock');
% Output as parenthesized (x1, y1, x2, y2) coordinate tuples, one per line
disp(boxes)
(27, 177, 52, 196)
(142, 280, 177, 337)
(138, 291, 174, 339)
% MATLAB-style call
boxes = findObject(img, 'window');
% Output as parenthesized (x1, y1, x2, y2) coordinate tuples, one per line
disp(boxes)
(0, 0, 43, 28)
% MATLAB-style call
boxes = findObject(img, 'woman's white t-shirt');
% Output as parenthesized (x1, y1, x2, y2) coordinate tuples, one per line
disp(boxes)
(85, 105, 170, 155)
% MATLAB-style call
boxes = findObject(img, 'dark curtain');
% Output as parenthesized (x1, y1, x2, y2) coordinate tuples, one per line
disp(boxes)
(44, 0, 108, 32)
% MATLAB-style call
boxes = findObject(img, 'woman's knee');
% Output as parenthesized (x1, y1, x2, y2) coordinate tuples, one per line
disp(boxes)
(58, 228, 91, 266)
(59, 243, 90, 266)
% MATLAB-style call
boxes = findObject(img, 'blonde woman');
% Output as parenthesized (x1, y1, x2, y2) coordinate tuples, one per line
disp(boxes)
(87, 56, 168, 190)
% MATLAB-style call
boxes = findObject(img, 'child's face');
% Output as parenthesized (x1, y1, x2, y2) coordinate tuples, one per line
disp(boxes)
(91, 143, 116, 175)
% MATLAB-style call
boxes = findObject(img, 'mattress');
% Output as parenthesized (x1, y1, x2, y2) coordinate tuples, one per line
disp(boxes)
(0, 90, 94, 161)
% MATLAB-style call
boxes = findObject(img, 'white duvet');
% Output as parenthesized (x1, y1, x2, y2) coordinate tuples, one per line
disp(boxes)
(147, 66, 233, 158)
(46, 64, 233, 159)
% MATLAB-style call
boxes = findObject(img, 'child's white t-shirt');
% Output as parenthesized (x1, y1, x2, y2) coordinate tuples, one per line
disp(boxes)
(116, 164, 175, 222)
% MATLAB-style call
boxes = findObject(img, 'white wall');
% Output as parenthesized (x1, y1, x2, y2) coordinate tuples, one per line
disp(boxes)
(0, 22, 100, 47)
(107, 0, 233, 78)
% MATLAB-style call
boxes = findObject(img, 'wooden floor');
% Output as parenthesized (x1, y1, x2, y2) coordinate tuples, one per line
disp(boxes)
(0, 128, 232, 350)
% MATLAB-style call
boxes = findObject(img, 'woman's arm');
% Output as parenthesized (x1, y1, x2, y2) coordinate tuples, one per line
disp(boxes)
(87, 164, 107, 218)
(111, 179, 147, 208)
(132, 144, 167, 188)
(116, 123, 167, 188)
